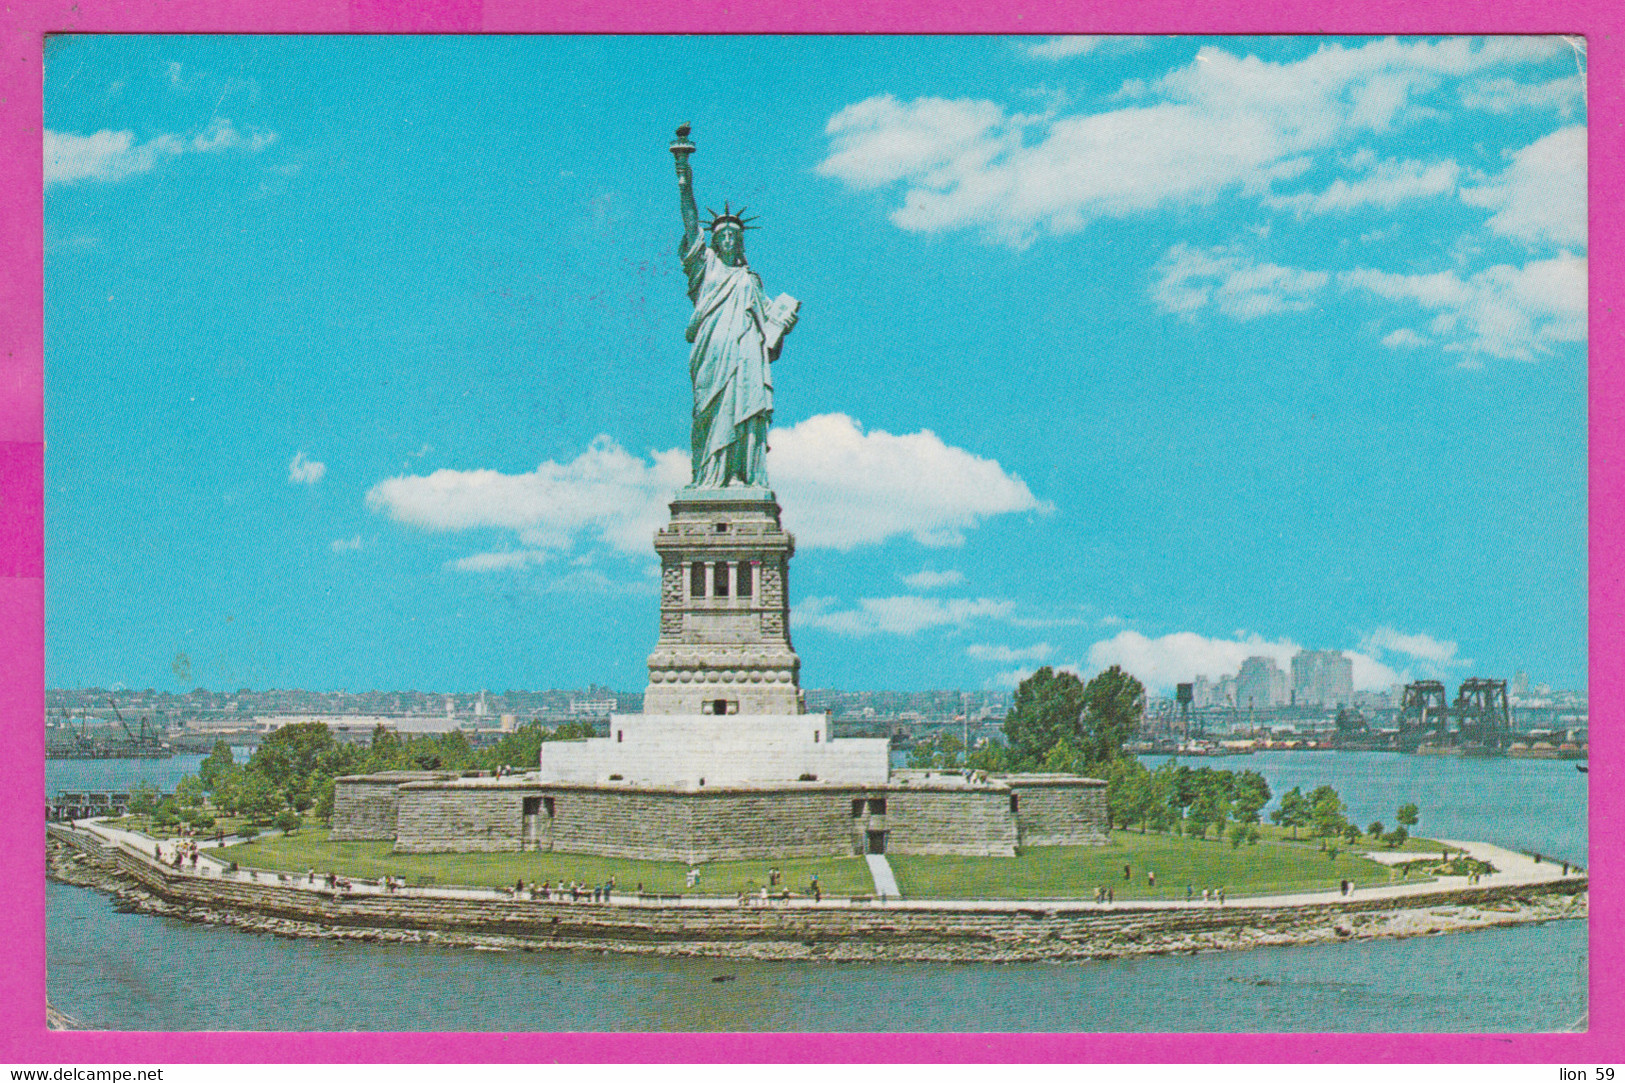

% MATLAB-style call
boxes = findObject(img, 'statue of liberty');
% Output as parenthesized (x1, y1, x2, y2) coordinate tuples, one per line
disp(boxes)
(670, 125, 799, 489)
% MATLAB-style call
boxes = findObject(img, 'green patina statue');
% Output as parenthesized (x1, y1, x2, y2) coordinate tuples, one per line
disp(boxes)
(671, 124, 799, 490)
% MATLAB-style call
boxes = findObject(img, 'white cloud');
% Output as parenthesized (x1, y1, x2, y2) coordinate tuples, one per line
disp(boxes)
(288, 451, 326, 485)
(796, 595, 1015, 636)
(1381, 327, 1429, 349)
(770, 413, 1050, 549)
(367, 436, 687, 556)
(367, 414, 1046, 559)
(1084, 630, 1299, 692)
(447, 550, 548, 573)
(818, 37, 1568, 244)
(1268, 156, 1460, 216)
(903, 569, 966, 589)
(1461, 74, 1585, 117)
(966, 642, 1054, 663)
(1023, 36, 1149, 60)
(330, 535, 363, 553)
(1152, 244, 1328, 320)
(44, 119, 276, 186)
(1082, 629, 1404, 694)
(1359, 626, 1464, 666)
(1340, 252, 1586, 360)
(1460, 125, 1586, 247)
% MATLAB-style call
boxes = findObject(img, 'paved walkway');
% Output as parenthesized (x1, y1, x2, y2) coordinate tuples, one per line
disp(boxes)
(865, 853, 901, 899)
(69, 819, 1583, 915)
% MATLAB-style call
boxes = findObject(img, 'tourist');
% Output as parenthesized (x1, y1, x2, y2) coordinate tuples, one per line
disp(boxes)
(1185, 884, 1193, 904)
(1563, 862, 1570, 876)
(1202, 888, 1209, 904)
(1107, 888, 1114, 904)
(1123, 864, 1131, 881)
(1217, 888, 1225, 906)
(813, 883, 822, 903)
(1147, 870, 1155, 888)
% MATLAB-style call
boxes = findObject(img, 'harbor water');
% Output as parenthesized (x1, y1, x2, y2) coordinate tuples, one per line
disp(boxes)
(46, 751, 1587, 1031)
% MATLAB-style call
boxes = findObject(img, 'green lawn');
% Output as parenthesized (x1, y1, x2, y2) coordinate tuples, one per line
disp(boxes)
(890, 830, 1429, 900)
(214, 828, 876, 896)
(205, 825, 1442, 901)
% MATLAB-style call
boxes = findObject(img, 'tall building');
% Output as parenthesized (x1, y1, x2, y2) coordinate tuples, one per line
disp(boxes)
(1291, 650, 1355, 707)
(1236, 656, 1287, 709)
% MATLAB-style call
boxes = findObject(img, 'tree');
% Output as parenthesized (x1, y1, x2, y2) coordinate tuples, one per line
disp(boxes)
(1231, 770, 1272, 825)
(235, 774, 282, 825)
(1272, 786, 1311, 839)
(1002, 667, 1088, 766)
(1367, 820, 1384, 839)
(1188, 788, 1228, 841)
(1309, 784, 1349, 847)
(908, 731, 966, 769)
(128, 781, 159, 816)
(1041, 735, 1088, 774)
(1396, 802, 1420, 829)
(174, 774, 206, 809)
(965, 740, 1011, 773)
(197, 740, 235, 791)
(1105, 758, 1153, 831)
(1076, 665, 1145, 767)
(1382, 825, 1409, 849)
(314, 776, 337, 824)
(1342, 822, 1364, 844)
(273, 809, 301, 835)
(479, 722, 548, 772)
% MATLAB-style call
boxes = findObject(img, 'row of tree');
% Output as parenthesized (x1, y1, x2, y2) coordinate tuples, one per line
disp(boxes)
(139, 720, 598, 830)
(910, 665, 1421, 851)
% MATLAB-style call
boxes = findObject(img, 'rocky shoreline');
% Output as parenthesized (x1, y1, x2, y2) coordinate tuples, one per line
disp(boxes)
(47, 833, 1587, 964)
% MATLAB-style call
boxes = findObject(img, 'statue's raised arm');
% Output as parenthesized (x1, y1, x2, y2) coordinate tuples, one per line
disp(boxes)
(671, 123, 699, 254)
(666, 124, 799, 491)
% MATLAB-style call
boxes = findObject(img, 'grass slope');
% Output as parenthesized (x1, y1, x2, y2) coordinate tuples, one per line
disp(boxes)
(215, 829, 875, 896)
(891, 829, 1427, 900)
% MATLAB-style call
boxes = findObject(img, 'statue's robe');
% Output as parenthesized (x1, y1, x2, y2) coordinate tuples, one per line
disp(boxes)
(683, 233, 778, 487)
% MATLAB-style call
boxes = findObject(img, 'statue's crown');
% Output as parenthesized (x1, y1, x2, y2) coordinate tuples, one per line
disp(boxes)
(706, 201, 759, 232)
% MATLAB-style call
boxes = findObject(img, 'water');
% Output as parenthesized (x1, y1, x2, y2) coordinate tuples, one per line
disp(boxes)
(46, 751, 1587, 1031)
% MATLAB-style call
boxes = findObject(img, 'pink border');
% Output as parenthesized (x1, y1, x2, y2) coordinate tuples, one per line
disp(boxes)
(1, 1, 1616, 1063)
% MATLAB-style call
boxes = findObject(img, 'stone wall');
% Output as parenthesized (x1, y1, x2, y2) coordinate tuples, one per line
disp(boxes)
(882, 787, 1019, 856)
(358, 774, 1107, 861)
(1008, 777, 1110, 847)
(109, 844, 1587, 964)
(394, 783, 530, 853)
(332, 773, 454, 842)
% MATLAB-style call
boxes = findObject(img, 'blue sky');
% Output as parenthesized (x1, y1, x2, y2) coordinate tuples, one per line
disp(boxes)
(44, 34, 1588, 695)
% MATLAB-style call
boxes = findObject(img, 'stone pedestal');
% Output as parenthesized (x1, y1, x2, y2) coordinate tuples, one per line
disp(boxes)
(643, 486, 802, 715)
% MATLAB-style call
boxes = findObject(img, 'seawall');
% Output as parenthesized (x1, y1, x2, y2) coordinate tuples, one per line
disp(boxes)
(48, 826, 1587, 963)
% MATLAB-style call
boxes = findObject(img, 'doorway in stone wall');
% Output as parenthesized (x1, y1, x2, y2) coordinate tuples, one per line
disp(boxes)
(865, 829, 887, 855)
(522, 796, 544, 851)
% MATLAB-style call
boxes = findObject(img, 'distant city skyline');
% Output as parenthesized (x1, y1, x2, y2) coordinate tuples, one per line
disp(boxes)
(45, 35, 1588, 695)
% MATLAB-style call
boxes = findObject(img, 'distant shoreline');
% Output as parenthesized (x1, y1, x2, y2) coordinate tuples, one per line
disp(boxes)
(48, 825, 1585, 963)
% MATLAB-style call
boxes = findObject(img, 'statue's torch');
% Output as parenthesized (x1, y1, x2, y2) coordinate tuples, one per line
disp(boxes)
(670, 123, 695, 173)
